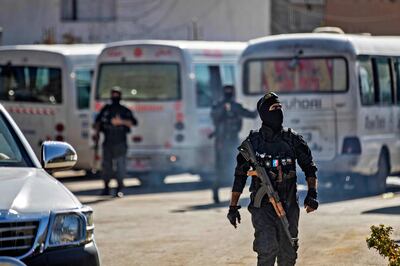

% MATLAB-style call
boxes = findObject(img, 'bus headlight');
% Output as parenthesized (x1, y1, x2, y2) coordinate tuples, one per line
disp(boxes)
(48, 213, 85, 247)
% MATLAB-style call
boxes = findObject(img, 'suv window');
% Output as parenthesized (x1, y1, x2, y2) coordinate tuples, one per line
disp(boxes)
(0, 112, 32, 167)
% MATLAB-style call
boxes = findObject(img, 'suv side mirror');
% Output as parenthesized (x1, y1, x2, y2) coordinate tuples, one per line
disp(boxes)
(41, 141, 77, 171)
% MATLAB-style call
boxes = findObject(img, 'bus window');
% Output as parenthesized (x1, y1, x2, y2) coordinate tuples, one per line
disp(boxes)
(221, 65, 235, 86)
(76, 69, 92, 109)
(195, 65, 222, 107)
(97, 63, 180, 101)
(375, 58, 393, 105)
(0, 64, 62, 104)
(359, 58, 375, 106)
(244, 57, 347, 94)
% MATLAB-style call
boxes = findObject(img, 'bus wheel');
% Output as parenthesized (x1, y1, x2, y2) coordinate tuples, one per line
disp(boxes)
(367, 152, 389, 195)
(139, 173, 165, 187)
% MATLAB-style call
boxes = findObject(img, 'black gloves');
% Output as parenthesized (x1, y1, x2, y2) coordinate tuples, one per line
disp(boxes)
(227, 205, 241, 228)
(304, 188, 319, 210)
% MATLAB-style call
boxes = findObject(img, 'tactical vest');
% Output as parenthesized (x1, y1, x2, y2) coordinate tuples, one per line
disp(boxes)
(248, 129, 298, 207)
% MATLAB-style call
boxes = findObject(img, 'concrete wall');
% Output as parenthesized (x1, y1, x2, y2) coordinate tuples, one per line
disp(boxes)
(0, 0, 271, 45)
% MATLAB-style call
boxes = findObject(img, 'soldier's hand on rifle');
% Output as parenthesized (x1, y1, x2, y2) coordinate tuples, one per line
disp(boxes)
(304, 188, 318, 213)
(227, 205, 241, 228)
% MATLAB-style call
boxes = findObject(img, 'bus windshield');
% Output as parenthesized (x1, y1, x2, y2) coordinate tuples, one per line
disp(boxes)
(244, 57, 347, 94)
(97, 63, 180, 101)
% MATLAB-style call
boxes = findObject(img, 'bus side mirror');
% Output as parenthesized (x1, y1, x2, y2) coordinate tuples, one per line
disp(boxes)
(41, 141, 78, 171)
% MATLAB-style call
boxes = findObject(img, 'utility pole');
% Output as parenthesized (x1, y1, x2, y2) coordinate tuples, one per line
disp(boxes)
(191, 18, 199, 40)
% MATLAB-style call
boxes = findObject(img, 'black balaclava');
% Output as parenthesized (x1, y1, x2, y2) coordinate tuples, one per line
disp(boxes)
(223, 85, 234, 101)
(110, 87, 122, 105)
(257, 92, 283, 132)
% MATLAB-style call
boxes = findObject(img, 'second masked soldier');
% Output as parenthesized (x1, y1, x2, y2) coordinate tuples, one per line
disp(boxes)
(94, 87, 138, 197)
(210, 85, 257, 203)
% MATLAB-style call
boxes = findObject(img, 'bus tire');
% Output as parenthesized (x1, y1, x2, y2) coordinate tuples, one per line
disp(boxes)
(139, 173, 165, 187)
(367, 152, 389, 194)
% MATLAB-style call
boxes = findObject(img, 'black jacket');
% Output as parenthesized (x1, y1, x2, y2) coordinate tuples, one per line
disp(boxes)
(95, 103, 138, 146)
(210, 100, 256, 141)
(232, 125, 317, 205)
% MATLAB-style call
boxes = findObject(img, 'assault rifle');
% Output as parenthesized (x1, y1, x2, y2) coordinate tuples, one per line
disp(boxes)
(238, 139, 298, 247)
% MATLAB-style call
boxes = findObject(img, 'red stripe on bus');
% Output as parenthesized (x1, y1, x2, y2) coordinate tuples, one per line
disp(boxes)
(95, 102, 105, 112)
(174, 101, 183, 111)
(130, 105, 164, 112)
(176, 112, 184, 122)
(203, 50, 223, 58)
(106, 49, 123, 57)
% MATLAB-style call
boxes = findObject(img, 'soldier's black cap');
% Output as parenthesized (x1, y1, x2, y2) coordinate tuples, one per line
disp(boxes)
(257, 92, 280, 112)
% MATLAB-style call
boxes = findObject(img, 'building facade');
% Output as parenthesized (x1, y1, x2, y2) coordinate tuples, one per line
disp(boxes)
(271, 0, 400, 36)
(0, 0, 271, 45)
(325, 0, 400, 35)
(271, 0, 325, 35)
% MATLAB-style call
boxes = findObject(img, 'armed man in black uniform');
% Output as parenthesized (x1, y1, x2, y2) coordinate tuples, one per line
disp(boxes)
(94, 87, 138, 197)
(226, 92, 319, 266)
(210, 85, 257, 203)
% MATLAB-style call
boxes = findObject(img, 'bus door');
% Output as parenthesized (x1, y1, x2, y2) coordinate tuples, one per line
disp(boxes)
(71, 67, 93, 169)
(0, 61, 62, 156)
(359, 57, 395, 144)
(194, 64, 236, 167)
(393, 58, 400, 172)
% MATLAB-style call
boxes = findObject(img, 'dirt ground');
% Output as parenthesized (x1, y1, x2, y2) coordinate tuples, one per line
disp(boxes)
(64, 176, 400, 266)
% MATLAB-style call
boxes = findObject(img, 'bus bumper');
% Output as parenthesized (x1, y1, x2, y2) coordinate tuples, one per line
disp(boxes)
(313, 153, 378, 179)
(125, 147, 216, 175)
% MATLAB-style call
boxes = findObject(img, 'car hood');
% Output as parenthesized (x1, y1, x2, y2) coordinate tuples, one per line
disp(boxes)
(0, 167, 82, 213)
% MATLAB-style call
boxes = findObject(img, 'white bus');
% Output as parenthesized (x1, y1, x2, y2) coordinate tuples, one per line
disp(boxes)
(238, 33, 400, 193)
(0, 44, 105, 171)
(92, 40, 246, 185)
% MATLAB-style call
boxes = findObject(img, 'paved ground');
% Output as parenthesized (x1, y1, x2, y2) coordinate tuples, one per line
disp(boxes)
(62, 175, 400, 266)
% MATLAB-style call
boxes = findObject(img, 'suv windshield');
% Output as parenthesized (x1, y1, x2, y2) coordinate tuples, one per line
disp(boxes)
(96, 63, 180, 101)
(0, 112, 32, 167)
(244, 57, 347, 94)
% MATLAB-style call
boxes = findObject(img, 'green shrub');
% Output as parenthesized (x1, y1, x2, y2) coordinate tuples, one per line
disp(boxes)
(366, 225, 400, 266)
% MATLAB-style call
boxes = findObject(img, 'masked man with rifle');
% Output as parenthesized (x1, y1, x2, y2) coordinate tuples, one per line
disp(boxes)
(227, 92, 319, 266)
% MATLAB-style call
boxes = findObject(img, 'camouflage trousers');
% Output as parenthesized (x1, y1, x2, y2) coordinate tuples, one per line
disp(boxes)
(248, 203, 300, 266)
